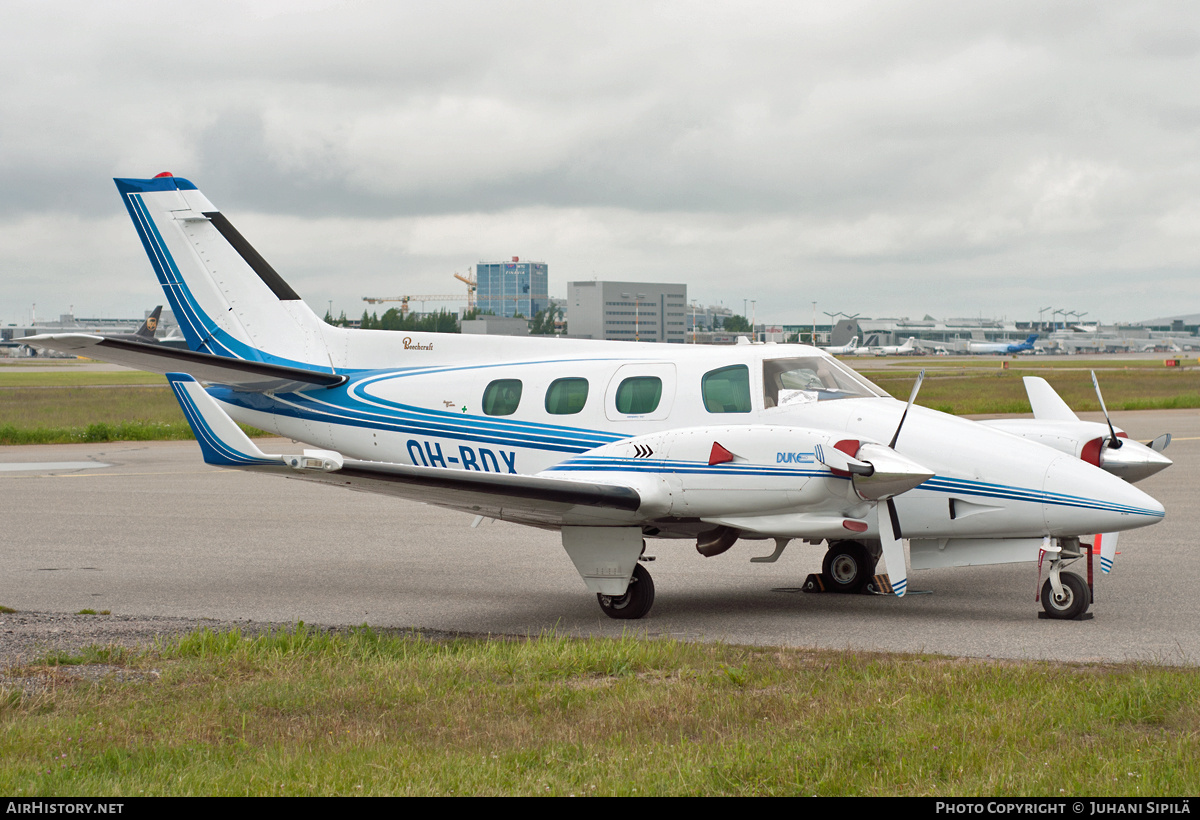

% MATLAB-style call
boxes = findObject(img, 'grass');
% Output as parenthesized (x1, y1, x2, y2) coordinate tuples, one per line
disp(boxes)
(0, 372, 167, 387)
(0, 605, 16, 614)
(1, 360, 1196, 445)
(861, 367, 1200, 416)
(1, 626, 1197, 796)
(849, 357, 1195, 370)
(0, 385, 264, 444)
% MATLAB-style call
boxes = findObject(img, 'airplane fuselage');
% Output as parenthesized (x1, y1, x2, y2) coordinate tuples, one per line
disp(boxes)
(208, 332, 1163, 546)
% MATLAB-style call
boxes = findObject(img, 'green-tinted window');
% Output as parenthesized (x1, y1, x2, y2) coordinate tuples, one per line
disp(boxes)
(702, 365, 752, 413)
(615, 376, 662, 414)
(545, 378, 589, 415)
(482, 379, 523, 416)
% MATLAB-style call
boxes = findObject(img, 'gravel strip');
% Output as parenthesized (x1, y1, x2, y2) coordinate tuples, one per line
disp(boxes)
(0, 611, 283, 672)
(0, 611, 471, 696)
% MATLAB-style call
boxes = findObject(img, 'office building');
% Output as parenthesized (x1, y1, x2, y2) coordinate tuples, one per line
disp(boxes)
(476, 257, 549, 318)
(567, 281, 688, 343)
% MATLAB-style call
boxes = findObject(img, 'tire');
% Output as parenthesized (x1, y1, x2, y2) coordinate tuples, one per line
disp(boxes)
(822, 541, 872, 594)
(597, 563, 655, 620)
(1040, 573, 1089, 620)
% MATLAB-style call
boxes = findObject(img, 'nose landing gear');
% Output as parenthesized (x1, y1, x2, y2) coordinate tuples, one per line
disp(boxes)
(1038, 538, 1094, 620)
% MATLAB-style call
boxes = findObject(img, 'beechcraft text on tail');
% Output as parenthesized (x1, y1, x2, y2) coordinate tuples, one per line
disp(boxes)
(28, 173, 1169, 622)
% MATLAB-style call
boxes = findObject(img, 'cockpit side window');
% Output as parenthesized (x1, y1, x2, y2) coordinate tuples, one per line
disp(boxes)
(762, 357, 884, 408)
(701, 365, 752, 413)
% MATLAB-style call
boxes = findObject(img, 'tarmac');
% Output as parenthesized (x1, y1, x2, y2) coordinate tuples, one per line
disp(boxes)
(1, 408, 1197, 665)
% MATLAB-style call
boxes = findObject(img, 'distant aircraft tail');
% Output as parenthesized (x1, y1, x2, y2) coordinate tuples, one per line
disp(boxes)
(134, 306, 162, 341)
(114, 174, 333, 370)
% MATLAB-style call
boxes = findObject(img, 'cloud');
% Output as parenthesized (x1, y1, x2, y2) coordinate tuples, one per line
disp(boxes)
(2, 0, 1199, 324)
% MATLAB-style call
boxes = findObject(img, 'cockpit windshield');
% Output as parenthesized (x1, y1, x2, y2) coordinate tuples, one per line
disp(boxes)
(763, 356, 886, 408)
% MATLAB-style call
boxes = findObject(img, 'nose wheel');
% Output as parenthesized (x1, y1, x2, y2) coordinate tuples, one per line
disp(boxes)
(1037, 539, 1095, 620)
(1040, 572, 1090, 620)
(597, 562, 655, 620)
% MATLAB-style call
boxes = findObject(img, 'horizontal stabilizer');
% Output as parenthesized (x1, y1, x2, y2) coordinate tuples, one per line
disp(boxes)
(26, 334, 345, 392)
(167, 373, 285, 466)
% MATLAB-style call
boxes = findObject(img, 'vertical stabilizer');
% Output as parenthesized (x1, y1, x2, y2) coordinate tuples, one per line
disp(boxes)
(1023, 377, 1079, 421)
(114, 174, 333, 371)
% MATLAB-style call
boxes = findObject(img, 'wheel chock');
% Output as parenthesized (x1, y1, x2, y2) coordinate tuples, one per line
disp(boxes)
(802, 573, 825, 593)
(1037, 611, 1094, 621)
(869, 575, 894, 595)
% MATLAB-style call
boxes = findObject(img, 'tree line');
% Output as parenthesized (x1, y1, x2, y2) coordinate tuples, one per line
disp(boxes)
(324, 306, 565, 335)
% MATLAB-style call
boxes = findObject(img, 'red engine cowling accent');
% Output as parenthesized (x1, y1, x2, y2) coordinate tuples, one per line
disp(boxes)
(1080, 437, 1104, 466)
(834, 439, 860, 457)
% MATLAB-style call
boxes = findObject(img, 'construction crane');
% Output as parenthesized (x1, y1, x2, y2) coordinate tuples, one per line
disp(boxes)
(363, 270, 479, 317)
(453, 272, 477, 311)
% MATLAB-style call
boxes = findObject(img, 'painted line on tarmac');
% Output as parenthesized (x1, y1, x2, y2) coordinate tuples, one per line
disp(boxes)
(1, 469, 238, 479)
(0, 461, 110, 472)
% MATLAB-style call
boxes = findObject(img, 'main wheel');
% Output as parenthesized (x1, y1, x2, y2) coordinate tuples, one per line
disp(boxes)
(1040, 572, 1089, 619)
(822, 541, 872, 594)
(597, 563, 655, 620)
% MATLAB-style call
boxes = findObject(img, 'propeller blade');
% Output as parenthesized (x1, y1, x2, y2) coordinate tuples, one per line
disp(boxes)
(1091, 371, 1122, 450)
(1095, 531, 1119, 574)
(889, 369, 926, 449)
(1149, 433, 1172, 453)
(878, 498, 907, 596)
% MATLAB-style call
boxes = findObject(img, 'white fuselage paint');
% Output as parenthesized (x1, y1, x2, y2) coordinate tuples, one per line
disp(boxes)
(211, 334, 1164, 548)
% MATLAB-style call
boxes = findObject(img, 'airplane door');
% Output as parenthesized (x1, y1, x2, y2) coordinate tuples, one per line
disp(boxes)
(604, 363, 677, 422)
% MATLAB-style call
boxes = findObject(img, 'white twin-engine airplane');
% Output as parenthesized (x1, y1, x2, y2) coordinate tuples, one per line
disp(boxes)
(30, 174, 1171, 622)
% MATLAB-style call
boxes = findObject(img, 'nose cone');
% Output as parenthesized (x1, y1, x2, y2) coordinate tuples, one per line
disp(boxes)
(1042, 454, 1165, 536)
(1100, 439, 1173, 483)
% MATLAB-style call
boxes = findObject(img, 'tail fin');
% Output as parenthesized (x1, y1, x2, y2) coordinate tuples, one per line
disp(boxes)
(115, 174, 333, 370)
(1023, 376, 1078, 421)
(134, 306, 162, 340)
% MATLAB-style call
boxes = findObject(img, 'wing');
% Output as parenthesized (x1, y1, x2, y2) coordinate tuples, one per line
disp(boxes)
(25, 334, 345, 392)
(166, 372, 643, 528)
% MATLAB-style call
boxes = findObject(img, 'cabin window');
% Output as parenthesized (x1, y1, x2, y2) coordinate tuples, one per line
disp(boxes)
(545, 378, 589, 415)
(482, 379, 523, 416)
(701, 365, 752, 413)
(762, 356, 885, 408)
(615, 376, 662, 415)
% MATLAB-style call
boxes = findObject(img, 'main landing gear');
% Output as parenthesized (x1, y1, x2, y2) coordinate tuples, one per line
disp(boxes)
(597, 562, 655, 620)
(803, 540, 881, 595)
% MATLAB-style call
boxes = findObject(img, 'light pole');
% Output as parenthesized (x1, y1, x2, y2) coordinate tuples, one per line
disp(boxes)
(621, 292, 646, 342)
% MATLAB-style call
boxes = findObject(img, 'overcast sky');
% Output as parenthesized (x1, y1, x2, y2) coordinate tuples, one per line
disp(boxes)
(2, 0, 1198, 327)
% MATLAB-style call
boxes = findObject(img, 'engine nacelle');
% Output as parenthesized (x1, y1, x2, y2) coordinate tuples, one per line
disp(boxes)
(545, 424, 928, 519)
